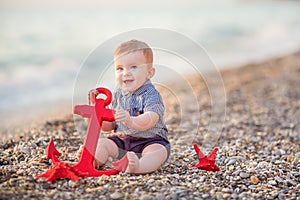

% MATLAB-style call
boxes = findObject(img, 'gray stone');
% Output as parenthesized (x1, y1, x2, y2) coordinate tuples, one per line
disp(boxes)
(227, 159, 237, 166)
(239, 172, 250, 178)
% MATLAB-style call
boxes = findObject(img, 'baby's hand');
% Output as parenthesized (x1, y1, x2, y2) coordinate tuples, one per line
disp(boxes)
(88, 89, 99, 105)
(89, 89, 99, 95)
(115, 109, 132, 127)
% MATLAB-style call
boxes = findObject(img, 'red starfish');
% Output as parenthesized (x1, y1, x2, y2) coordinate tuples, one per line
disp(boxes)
(36, 162, 80, 182)
(190, 144, 220, 172)
(36, 139, 81, 181)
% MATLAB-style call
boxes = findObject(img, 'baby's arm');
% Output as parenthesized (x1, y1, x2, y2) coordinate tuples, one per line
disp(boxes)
(115, 110, 159, 131)
(101, 121, 115, 132)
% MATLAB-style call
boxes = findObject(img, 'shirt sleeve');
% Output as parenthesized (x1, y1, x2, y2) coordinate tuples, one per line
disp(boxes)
(143, 90, 165, 119)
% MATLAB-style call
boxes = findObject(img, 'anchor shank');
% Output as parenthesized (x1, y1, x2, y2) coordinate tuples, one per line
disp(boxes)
(83, 112, 101, 158)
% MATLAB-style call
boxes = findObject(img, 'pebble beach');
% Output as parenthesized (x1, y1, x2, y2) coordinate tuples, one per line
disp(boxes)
(1, 52, 300, 199)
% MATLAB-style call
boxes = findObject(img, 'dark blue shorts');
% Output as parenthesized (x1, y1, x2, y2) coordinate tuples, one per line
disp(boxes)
(108, 135, 170, 159)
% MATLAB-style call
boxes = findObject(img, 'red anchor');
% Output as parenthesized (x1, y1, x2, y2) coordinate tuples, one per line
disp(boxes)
(37, 88, 128, 182)
(190, 144, 220, 172)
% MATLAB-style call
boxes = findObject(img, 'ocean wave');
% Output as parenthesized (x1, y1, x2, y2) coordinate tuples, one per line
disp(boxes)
(0, 58, 78, 110)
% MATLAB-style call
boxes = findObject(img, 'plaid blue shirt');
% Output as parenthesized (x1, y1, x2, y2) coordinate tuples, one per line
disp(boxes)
(112, 80, 168, 140)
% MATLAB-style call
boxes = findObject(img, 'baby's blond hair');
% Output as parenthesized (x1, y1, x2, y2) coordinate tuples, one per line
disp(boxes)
(114, 39, 153, 64)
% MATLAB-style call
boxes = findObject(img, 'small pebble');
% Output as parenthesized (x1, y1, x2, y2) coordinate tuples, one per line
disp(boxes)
(171, 193, 178, 200)
(155, 194, 165, 200)
(239, 172, 249, 178)
(140, 194, 153, 200)
(250, 176, 260, 184)
(278, 193, 285, 200)
(110, 191, 123, 199)
(275, 149, 286, 156)
(268, 180, 277, 186)
(285, 178, 296, 186)
(287, 155, 293, 162)
(227, 159, 237, 166)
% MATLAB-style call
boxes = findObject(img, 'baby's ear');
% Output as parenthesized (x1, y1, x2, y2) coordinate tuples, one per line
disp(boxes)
(147, 67, 155, 79)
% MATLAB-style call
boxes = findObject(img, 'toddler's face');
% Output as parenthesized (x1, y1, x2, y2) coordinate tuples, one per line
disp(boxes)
(114, 51, 154, 93)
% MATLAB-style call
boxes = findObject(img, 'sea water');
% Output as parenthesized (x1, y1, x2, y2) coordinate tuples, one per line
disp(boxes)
(0, 0, 300, 133)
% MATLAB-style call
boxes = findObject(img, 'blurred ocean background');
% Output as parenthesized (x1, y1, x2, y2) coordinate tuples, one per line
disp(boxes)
(1, 0, 300, 134)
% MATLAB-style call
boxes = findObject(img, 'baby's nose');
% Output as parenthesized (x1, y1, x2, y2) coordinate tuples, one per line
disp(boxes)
(123, 68, 132, 75)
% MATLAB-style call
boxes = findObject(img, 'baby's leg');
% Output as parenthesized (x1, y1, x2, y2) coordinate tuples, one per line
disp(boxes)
(126, 144, 168, 174)
(94, 138, 119, 168)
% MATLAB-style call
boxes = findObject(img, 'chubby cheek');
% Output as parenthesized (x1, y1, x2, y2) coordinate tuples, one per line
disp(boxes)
(115, 73, 123, 86)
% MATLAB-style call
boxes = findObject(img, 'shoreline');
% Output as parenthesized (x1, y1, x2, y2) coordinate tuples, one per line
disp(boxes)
(0, 100, 72, 142)
(1, 51, 299, 199)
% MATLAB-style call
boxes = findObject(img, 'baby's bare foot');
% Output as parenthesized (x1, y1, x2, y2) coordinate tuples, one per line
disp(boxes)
(94, 159, 102, 169)
(126, 152, 140, 173)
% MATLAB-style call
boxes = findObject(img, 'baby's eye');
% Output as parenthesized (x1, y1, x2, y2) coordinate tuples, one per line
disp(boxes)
(131, 65, 137, 69)
(116, 66, 123, 71)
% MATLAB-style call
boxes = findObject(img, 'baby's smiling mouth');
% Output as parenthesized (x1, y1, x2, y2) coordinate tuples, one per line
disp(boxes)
(123, 79, 134, 84)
